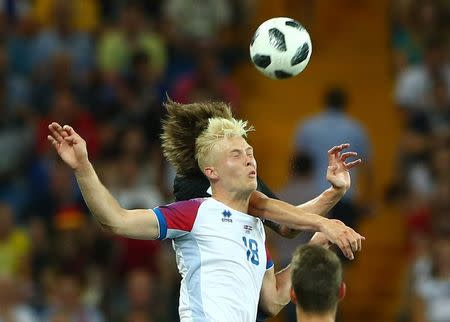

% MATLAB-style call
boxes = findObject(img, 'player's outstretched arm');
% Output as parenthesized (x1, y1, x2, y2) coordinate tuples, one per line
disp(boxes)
(249, 193, 364, 259)
(47, 123, 160, 240)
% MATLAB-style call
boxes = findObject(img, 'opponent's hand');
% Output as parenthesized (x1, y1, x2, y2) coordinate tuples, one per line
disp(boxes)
(320, 218, 365, 260)
(326, 143, 362, 192)
(47, 122, 89, 171)
(308, 232, 333, 249)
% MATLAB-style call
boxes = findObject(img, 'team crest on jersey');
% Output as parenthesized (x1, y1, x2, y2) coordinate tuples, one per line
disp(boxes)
(222, 210, 233, 223)
(244, 225, 253, 234)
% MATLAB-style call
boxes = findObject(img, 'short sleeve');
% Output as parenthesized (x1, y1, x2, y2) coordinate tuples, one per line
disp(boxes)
(265, 244, 274, 270)
(153, 199, 204, 240)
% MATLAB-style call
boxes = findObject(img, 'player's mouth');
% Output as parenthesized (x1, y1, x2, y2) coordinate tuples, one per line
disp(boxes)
(248, 170, 256, 178)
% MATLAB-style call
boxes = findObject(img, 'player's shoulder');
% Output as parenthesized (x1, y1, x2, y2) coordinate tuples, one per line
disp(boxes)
(162, 198, 207, 212)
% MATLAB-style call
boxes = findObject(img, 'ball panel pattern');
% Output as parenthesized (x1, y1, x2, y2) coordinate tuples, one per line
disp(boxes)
(274, 70, 292, 79)
(285, 20, 304, 30)
(291, 43, 310, 66)
(268, 28, 287, 52)
(252, 54, 271, 68)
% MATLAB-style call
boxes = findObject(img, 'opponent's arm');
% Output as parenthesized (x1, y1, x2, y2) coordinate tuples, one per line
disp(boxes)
(249, 191, 364, 259)
(256, 186, 346, 239)
(48, 122, 159, 240)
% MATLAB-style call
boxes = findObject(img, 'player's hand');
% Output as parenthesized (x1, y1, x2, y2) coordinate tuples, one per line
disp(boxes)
(326, 143, 362, 192)
(47, 122, 89, 171)
(308, 232, 333, 249)
(320, 218, 365, 260)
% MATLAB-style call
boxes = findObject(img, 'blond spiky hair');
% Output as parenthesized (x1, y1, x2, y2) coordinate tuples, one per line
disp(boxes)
(195, 118, 255, 172)
(161, 99, 235, 177)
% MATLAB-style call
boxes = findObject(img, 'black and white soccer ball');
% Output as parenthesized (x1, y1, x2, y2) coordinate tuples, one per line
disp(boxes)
(250, 17, 312, 80)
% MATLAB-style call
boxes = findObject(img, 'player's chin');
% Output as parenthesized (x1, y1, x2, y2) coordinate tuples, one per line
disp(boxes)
(247, 178, 258, 190)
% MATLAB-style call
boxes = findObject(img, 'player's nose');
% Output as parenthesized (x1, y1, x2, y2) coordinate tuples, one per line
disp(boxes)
(246, 158, 256, 168)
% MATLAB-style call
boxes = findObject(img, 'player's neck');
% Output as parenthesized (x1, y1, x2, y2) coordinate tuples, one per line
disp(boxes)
(297, 307, 336, 322)
(212, 190, 251, 214)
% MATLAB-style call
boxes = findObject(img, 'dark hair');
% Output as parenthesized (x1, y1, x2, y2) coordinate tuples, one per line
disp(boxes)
(161, 99, 233, 177)
(324, 87, 347, 111)
(291, 245, 343, 313)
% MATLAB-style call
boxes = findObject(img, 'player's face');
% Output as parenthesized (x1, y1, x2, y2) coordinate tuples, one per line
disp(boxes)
(212, 136, 258, 194)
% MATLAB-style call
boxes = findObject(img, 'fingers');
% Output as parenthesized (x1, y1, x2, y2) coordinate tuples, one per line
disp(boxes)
(47, 135, 58, 147)
(337, 237, 354, 260)
(340, 227, 366, 260)
(349, 229, 361, 252)
(356, 232, 365, 251)
(345, 229, 366, 257)
(328, 143, 350, 155)
(328, 143, 350, 163)
(63, 125, 75, 135)
(48, 123, 65, 143)
(48, 123, 79, 143)
(64, 136, 77, 145)
(345, 159, 362, 169)
(340, 151, 357, 162)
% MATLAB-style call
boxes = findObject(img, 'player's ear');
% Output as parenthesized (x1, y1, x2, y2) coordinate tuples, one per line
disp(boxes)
(338, 282, 346, 301)
(290, 287, 298, 304)
(204, 167, 219, 180)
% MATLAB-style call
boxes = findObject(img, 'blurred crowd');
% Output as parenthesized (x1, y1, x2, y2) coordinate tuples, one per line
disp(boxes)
(0, 0, 257, 321)
(389, 1, 450, 322)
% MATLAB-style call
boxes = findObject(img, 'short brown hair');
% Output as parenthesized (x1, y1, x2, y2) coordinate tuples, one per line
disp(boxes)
(291, 245, 342, 313)
(161, 99, 233, 177)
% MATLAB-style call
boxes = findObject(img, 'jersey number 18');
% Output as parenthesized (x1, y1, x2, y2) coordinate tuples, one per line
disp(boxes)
(242, 236, 259, 266)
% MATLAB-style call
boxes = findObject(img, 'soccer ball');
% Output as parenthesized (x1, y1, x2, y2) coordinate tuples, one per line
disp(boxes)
(250, 17, 312, 80)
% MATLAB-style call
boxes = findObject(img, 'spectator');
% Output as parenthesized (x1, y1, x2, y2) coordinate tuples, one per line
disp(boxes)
(294, 86, 373, 230)
(395, 37, 450, 113)
(97, 3, 166, 76)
